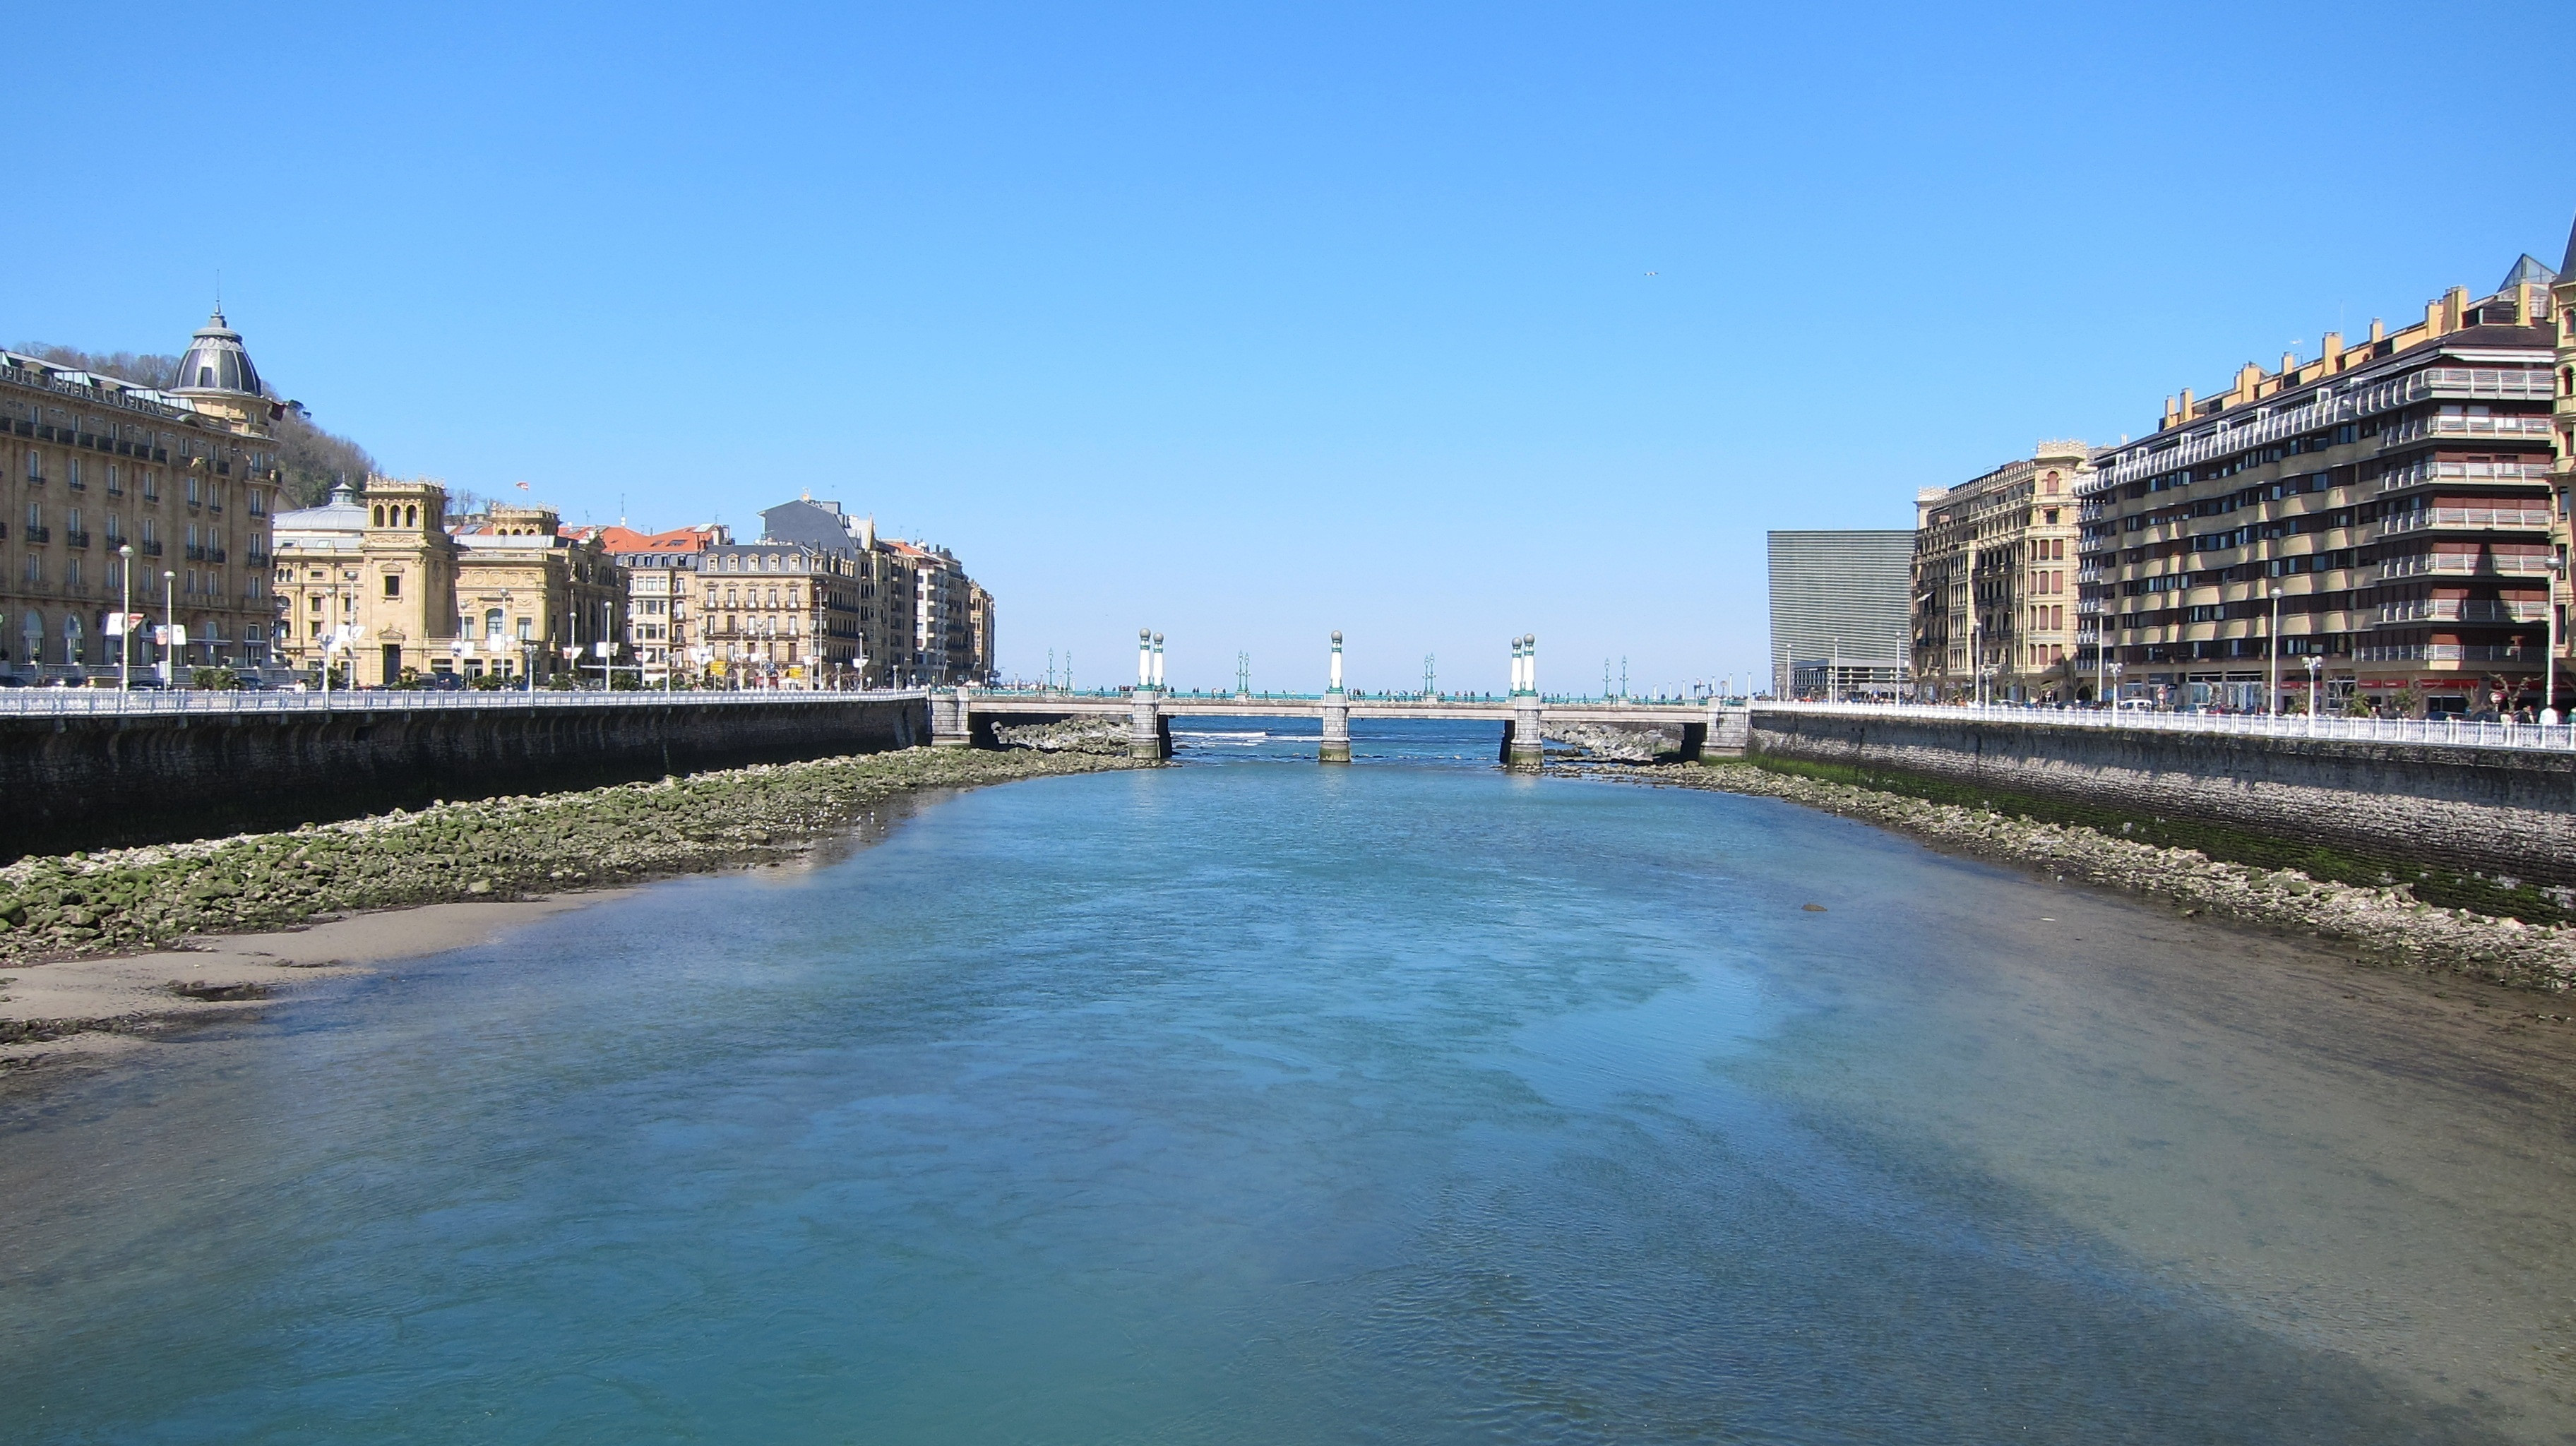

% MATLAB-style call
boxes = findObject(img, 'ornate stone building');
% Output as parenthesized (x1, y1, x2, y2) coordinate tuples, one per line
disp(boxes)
(758, 495, 994, 686)
(687, 540, 865, 686)
(570, 522, 729, 679)
(1911, 442, 2094, 701)
(272, 478, 627, 686)
(0, 311, 282, 678)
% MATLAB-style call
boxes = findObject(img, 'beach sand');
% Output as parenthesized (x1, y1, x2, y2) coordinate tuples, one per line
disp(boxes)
(0, 892, 623, 1075)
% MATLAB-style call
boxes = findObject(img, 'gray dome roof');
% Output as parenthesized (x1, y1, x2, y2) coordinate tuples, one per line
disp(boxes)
(174, 309, 265, 397)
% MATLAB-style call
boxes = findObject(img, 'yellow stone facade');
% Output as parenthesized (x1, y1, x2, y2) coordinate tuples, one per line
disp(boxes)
(273, 478, 627, 686)
(1911, 442, 2092, 701)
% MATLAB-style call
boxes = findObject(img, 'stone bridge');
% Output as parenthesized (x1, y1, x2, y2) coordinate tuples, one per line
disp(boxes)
(936, 631, 1745, 767)
(932, 692, 1747, 767)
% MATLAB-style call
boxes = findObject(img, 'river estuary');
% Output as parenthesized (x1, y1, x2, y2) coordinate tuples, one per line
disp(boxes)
(2, 722, 2571, 1443)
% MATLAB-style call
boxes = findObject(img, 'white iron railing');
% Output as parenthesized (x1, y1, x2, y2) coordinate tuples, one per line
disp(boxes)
(0, 687, 931, 718)
(2375, 506, 2555, 534)
(1758, 699, 2576, 751)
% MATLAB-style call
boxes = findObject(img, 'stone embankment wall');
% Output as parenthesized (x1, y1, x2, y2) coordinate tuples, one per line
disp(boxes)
(0, 696, 929, 861)
(1749, 710, 2576, 895)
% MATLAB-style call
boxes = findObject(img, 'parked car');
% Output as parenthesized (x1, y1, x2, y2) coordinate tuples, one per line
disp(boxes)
(0, 674, 26, 688)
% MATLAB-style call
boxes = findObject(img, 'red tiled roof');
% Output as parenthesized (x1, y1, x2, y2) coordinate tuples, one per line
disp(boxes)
(569, 524, 726, 554)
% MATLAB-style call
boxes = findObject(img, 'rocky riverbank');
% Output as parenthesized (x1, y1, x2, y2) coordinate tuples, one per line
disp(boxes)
(1542, 722, 1681, 762)
(1587, 759, 2576, 994)
(0, 746, 1145, 971)
(991, 717, 1132, 754)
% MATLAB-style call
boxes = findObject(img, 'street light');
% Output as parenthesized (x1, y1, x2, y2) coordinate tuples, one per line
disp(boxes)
(117, 544, 135, 692)
(162, 569, 176, 688)
(2305, 654, 2323, 733)
(2548, 553, 2567, 721)
(2267, 586, 2285, 717)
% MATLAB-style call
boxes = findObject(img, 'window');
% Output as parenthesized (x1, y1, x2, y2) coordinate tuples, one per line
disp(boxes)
(517, 617, 532, 642)
(25, 448, 37, 480)
(66, 458, 80, 487)
(187, 476, 201, 506)
(107, 464, 121, 494)
(485, 609, 505, 638)
(25, 502, 39, 531)
(311, 594, 323, 614)
(383, 573, 402, 598)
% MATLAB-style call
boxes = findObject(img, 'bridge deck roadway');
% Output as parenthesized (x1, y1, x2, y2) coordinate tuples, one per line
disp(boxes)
(967, 695, 1715, 726)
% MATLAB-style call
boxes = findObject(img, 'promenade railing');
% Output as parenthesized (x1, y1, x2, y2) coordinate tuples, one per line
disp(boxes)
(1758, 699, 2576, 753)
(0, 687, 931, 719)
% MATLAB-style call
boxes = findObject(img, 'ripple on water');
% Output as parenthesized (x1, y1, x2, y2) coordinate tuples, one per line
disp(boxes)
(0, 727, 2568, 1445)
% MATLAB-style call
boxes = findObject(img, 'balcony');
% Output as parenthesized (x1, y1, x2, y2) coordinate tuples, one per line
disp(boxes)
(2375, 458, 2552, 496)
(63, 530, 89, 549)
(2355, 644, 2544, 664)
(2373, 599, 2551, 626)
(185, 545, 207, 561)
(210, 548, 227, 563)
(2086, 366, 2556, 491)
(2376, 412, 2556, 449)
(2376, 506, 2555, 535)
(23, 525, 48, 544)
(2371, 552, 2556, 580)
(138, 540, 162, 557)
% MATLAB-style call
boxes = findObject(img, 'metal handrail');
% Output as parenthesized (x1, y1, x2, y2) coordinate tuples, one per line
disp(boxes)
(1758, 699, 2576, 751)
(0, 687, 931, 717)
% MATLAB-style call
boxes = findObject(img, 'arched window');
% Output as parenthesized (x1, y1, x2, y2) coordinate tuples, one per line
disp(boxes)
(62, 614, 83, 666)
(405, 504, 418, 527)
(485, 608, 505, 638)
(373, 505, 386, 526)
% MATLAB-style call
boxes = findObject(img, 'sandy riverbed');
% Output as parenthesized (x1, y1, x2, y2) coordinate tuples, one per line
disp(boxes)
(0, 894, 625, 1075)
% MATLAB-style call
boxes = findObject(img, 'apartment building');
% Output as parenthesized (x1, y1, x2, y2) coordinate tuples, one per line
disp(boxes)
(2078, 257, 2561, 715)
(687, 541, 865, 686)
(0, 311, 282, 677)
(273, 479, 626, 686)
(1911, 442, 2092, 700)
(2551, 222, 2576, 705)
(573, 522, 729, 678)
(758, 496, 994, 686)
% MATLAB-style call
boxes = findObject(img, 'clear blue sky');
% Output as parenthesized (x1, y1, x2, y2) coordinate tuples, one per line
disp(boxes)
(17, 2, 2573, 693)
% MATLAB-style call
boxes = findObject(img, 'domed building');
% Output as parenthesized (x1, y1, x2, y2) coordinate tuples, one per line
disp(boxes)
(0, 309, 282, 680)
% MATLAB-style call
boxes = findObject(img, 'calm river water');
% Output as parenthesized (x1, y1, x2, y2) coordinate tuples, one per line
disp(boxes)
(3, 722, 2572, 1444)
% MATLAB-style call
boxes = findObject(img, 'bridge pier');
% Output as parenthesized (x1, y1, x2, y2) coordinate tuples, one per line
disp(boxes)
(1504, 703, 1544, 770)
(1129, 693, 1171, 760)
(1707, 705, 1749, 757)
(1319, 699, 1351, 764)
(931, 687, 975, 749)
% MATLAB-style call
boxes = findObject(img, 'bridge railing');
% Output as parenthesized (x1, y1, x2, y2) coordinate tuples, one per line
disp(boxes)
(0, 687, 931, 719)
(1758, 699, 2576, 753)
(978, 688, 1720, 708)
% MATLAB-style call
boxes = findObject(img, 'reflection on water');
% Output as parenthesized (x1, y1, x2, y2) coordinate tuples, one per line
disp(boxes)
(1, 724, 2570, 1444)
